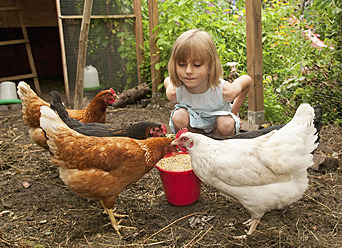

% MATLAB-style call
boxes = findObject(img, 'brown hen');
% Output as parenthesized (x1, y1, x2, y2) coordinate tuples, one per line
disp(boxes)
(17, 81, 117, 149)
(39, 106, 176, 236)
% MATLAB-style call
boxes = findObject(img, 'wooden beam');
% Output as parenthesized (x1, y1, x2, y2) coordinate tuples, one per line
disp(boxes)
(148, 0, 161, 97)
(74, 0, 93, 109)
(245, 0, 264, 124)
(59, 14, 135, 19)
(133, 0, 145, 84)
(0, 73, 36, 82)
(0, 6, 21, 11)
(55, 0, 71, 106)
(0, 39, 28, 46)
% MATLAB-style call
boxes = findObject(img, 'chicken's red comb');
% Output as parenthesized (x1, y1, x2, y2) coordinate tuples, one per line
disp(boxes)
(161, 124, 167, 134)
(109, 88, 116, 95)
(175, 128, 188, 139)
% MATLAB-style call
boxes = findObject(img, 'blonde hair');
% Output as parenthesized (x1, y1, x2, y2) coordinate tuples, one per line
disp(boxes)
(168, 29, 223, 87)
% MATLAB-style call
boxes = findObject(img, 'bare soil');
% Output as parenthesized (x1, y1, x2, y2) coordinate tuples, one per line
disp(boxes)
(0, 89, 341, 248)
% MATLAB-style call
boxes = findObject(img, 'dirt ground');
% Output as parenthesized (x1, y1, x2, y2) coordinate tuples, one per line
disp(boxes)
(0, 87, 341, 248)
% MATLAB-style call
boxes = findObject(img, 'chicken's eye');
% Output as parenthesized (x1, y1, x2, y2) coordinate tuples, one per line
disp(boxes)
(181, 137, 188, 142)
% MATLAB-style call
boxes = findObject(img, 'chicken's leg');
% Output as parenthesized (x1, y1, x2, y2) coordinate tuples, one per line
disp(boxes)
(233, 218, 261, 239)
(245, 218, 260, 235)
(100, 200, 135, 237)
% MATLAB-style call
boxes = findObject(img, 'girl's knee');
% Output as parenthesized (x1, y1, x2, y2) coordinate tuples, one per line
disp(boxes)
(172, 108, 189, 128)
(215, 115, 236, 136)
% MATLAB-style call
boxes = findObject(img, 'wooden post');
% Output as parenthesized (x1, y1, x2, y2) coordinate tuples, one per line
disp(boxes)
(55, 0, 71, 106)
(245, 0, 265, 124)
(148, 0, 161, 97)
(74, 0, 93, 109)
(133, 0, 144, 84)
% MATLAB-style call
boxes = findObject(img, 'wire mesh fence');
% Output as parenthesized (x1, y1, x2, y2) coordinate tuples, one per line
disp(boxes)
(60, 0, 139, 93)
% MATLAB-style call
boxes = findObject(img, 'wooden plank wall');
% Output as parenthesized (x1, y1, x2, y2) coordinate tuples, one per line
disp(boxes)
(0, 0, 57, 28)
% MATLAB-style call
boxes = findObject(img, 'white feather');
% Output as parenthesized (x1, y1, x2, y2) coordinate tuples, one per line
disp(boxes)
(40, 105, 65, 128)
(39, 106, 74, 153)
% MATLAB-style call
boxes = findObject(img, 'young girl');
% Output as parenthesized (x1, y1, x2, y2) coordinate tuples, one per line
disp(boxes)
(164, 29, 252, 137)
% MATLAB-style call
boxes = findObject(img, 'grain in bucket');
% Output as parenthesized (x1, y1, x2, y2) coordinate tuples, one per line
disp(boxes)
(155, 152, 201, 206)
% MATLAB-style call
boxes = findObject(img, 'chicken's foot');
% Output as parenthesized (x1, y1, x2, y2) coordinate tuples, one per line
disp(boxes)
(112, 209, 128, 218)
(243, 218, 253, 226)
(100, 200, 135, 237)
(245, 219, 260, 235)
(101, 207, 128, 218)
(106, 207, 136, 237)
(233, 218, 260, 239)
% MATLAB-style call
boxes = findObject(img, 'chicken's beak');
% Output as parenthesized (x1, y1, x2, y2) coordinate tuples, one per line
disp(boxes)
(171, 139, 179, 146)
(171, 139, 188, 152)
(108, 94, 119, 105)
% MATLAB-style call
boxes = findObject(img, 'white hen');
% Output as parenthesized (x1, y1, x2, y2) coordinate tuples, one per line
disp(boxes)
(171, 103, 319, 238)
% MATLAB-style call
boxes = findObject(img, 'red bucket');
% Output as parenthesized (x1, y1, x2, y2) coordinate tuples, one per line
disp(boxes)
(155, 152, 201, 206)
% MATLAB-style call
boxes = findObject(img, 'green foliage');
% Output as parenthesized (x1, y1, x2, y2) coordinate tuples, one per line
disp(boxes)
(116, 24, 137, 88)
(263, 77, 289, 124)
(303, 0, 342, 62)
(260, 0, 341, 125)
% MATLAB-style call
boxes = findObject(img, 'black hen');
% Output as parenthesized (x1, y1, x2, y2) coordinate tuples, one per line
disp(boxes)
(49, 91, 167, 139)
(207, 105, 323, 140)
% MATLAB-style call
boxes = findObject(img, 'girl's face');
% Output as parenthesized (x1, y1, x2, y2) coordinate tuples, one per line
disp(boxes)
(176, 59, 210, 94)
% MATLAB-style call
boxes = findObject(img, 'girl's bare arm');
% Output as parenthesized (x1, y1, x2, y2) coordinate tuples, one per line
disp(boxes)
(222, 75, 252, 115)
(164, 77, 178, 103)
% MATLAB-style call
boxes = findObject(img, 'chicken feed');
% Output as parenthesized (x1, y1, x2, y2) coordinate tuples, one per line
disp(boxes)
(156, 153, 193, 171)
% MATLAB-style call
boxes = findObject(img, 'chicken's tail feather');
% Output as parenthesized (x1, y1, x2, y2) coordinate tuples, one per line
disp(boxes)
(313, 104, 323, 137)
(50, 91, 86, 129)
(17, 81, 38, 102)
(292, 103, 315, 126)
(292, 103, 323, 143)
(50, 91, 63, 109)
(293, 104, 320, 166)
(262, 104, 320, 174)
(40, 106, 69, 135)
(17, 81, 34, 116)
(17, 81, 49, 128)
(50, 91, 70, 120)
